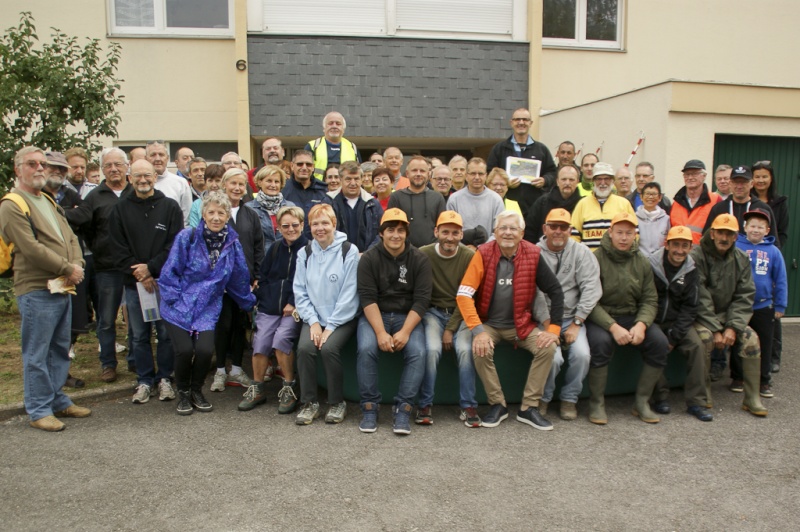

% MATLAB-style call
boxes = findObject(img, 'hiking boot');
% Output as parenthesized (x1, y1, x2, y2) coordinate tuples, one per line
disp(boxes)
(481, 404, 509, 428)
(325, 401, 347, 424)
(100, 366, 117, 383)
(238, 382, 267, 411)
(176, 391, 193, 416)
(516, 406, 553, 430)
(652, 400, 671, 415)
(460, 407, 482, 428)
(559, 401, 578, 421)
(210, 373, 226, 392)
(226, 372, 253, 388)
(393, 403, 413, 435)
(30, 415, 65, 432)
(158, 379, 175, 401)
(359, 402, 379, 433)
(415, 406, 433, 425)
(132, 384, 152, 404)
(191, 390, 213, 412)
(759, 384, 774, 398)
(54, 405, 91, 418)
(277, 381, 298, 414)
(296, 402, 320, 425)
(729, 380, 744, 393)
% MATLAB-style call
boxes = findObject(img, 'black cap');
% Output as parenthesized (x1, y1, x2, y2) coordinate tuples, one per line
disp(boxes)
(681, 159, 705, 172)
(730, 165, 753, 181)
(743, 208, 771, 225)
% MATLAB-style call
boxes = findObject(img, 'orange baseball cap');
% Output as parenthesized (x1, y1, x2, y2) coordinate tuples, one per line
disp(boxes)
(436, 210, 463, 227)
(666, 226, 693, 242)
(381, 208, 409, 225)
(610, 212, 638, 228)
(545, 208, 572, 225)
(710, 214, 739, 232)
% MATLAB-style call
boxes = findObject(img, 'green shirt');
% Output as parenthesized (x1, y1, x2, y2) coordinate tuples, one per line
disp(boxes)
(21, 190, 63, 242)
(420, 243, 474, 331)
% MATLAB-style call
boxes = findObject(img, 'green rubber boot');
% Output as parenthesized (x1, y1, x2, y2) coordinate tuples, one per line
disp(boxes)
(588, 366, 608, 425)
(741, 356, 767, 417)
(632, 364, 663, 423)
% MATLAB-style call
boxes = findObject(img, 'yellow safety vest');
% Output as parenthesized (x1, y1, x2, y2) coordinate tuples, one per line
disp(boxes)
(311, 137, 358, 180)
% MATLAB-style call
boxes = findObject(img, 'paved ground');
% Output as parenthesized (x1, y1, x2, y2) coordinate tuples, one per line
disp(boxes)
(2, 325, 800, 531)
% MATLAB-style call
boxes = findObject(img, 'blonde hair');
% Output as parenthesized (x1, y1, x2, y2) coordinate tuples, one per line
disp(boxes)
(221, 168, 247, 187)
(307, 203, 336, 226)
(255, 164, 287, 189)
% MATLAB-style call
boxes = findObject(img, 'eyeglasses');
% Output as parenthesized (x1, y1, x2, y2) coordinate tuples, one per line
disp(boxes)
(642, 192, 661, 198)
(496, 226, 521, 233)
(593, 177, 613, 183)
(102, 162, 127, 169)
(22, 160, 48, 170)
(634, 173, 653, 178)
(546, 223, 570, 232)
(434, 177, 452, 182)
(754, 160, 771, 166)
(280, 222, 301, 230)
(294, 162, 314, 167)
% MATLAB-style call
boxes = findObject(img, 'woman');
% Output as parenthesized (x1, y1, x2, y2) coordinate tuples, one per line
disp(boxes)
(189, 163, 225, 228)
(635, 182, 670, 256)
(210, 168, 265, 392)
(324, 164, 341, 194)
(371, 166, 393, 211)
(159, 192, 256, 415)
(360, 162, 377, 194)
(293, 204, 360, 425)
(238, 206, 308, 414)
(486, 168, 521, 215)
(245, 164, 295, 245)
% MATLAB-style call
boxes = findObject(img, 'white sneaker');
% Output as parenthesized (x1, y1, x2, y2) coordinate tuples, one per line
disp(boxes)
(210, 373, 227, 392)
(226, 372, 253, 388)
(132, 384, 151, 404)
(158, 379, 175, 401)
(115, 342, 127, 354)
(264, 364, 275, 382)
(69, 345, 76, 360)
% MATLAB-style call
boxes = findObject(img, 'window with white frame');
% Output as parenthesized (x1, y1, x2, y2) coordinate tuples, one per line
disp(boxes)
(110, 0, 234, 37)
(542, 0, 623, 50)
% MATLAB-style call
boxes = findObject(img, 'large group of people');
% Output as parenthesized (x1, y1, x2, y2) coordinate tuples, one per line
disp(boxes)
(1, 107, 788, 435)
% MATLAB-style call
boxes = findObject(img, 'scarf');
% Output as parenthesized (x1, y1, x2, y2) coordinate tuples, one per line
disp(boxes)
(255, 191, 284, 215)
(203, 224, 228, 269)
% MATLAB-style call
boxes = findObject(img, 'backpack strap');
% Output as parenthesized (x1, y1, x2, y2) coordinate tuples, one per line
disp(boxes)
(305, 241, 351, 266)
(305, 242, 313, 266)
(2, 193, 37, 239)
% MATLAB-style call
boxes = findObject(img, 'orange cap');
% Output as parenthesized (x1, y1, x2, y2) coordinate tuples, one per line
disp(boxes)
(610, 212, 638, 228)
(436, 210, 463, 227)
(381, 208, 409, 225)
(545, 208, 572, 225)
(710, 214, 739, 232)
(666, 226, 693, 242)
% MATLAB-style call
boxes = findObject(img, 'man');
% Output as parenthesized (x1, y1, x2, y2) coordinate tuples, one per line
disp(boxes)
(418, 211, 481, 427)
(614, 166, 633, 197)
(524, 164, 582, 243)
(556, 141, 576, 168)
(174, 146, 194, 180)
(0, 146, 90, 431)
(247, 137, 285, 191)
(187, 157, 207, 201)
(64, 147, 96, 198)
(457, 211, 563, 430)
(534, 209, 601, 421)
(356, 208, 432, 435)
(129, 147, 147, 162)
(703, 165, 778, 242)
(431, 164, 454, 199)
(648, 226, 713, 422)
(670, 159, 721, 244)
(586, 213, 670, 424)
(108, 159, 184, 404)
(448, 155, 468, 191)
(570, 162, 635, 248)
(220, 151, 244, 171)
(577, 153, 598, 197)
(714, 164, 732, 200)
(383, 147, 410, 190)
(446, 157, 504, 238)
(68, 147, 134, 383)
(488, 108, 558, 215)
(387, 156, 446, 249)
(282, 150, 330, 237)
(368, 152, 384, 165)
(145, 141, 193, 225)
(85, 162, 101, 185)
(691, 214, 767, 417)
(627, 161, 671, 213)
(330, 161, 383, 251)
(305, 111, 361, 180)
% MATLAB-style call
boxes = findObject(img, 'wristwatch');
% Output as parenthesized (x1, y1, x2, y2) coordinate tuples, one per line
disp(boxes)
(573, 317, 584, 327)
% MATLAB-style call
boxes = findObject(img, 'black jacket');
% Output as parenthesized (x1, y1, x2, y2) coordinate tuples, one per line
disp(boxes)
(229, 203, 265, 284)
(281, 177, 330, 238)
(487, 135, 557, 215)
(766, 194, 788, 249)
(67, 181, 134, 272)
(357, 241, 432, 318)
(648, 248, 699, 346)
(255, 234, 308, 315)
(702, 196, 778, 244)
(523, 186, 582, 244)
(107, 190, 184, 286)
(330, 191, 383, 252)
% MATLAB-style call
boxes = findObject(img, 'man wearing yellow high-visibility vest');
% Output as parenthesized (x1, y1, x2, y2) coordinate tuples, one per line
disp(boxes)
(304, 112, 361, 180)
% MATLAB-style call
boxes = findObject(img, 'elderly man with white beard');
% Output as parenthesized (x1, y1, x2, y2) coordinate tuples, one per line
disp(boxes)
(570, 162, 635, 249)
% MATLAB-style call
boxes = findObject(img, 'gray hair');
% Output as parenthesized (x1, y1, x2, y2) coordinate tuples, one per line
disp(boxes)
(101, 147, 129, 165)
(14, 146, 45, 167)
(220, 152, 242, 164)
(494, 210, 525, 232)
(360, 162, 378, 173)
(202, 191, 232, 217)
(323, 111, 346, 129)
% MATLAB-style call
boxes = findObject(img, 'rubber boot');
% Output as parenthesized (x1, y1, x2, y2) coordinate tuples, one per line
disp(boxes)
(632, 364, 663, 423)
(741, 356, 768, 417)
(588, 366, 608, 425)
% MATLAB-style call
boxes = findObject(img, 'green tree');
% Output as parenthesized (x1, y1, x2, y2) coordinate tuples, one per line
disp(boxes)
(0, 11, 123, 192)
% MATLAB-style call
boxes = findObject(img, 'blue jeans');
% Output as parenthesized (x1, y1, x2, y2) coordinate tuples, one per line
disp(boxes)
(356, 313, 425, 406)
(126, 287, 174, 387)
(542, 319, 590, 404)
(420, 308, 476, 408)
(17, 290, 73, 420)
(96, 271, 124, 369)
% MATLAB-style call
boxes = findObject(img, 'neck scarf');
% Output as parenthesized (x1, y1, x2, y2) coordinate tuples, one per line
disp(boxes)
(256, 191, 284, 215)
(203, 224, 228, 269)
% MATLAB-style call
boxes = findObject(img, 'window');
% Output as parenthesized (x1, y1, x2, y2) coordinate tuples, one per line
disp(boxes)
(110, 0, 234, 37)
(543, 0, 623, 50)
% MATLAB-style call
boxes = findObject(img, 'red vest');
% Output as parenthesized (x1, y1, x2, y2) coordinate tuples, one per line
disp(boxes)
(475, 240, 541, 340)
